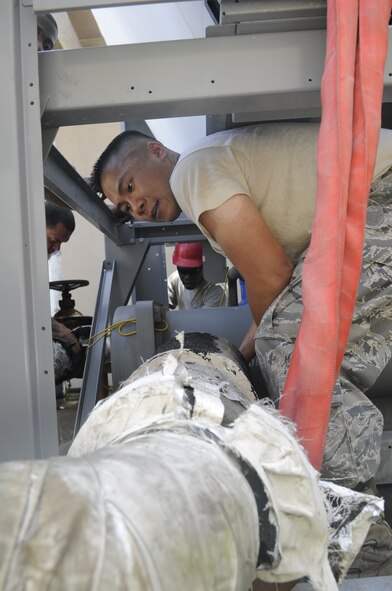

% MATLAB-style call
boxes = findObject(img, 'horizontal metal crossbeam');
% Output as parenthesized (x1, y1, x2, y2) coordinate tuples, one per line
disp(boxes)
(38, 28, 392, 129)
(44, 146, 132, 245)
(33, 0, 191, 12)
(39, 30, 325, 127)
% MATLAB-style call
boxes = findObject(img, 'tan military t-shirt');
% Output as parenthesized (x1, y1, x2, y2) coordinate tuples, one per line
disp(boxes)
(170, 123, 392, 264)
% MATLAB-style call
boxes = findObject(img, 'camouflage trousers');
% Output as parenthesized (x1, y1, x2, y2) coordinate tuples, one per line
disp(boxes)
(255, 173, 392, 489)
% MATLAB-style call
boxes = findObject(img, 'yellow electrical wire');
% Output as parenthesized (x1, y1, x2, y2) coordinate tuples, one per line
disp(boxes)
(117, 319, 137, 337)
(85, 317, 168, 351)
(85, 318, 135, 350)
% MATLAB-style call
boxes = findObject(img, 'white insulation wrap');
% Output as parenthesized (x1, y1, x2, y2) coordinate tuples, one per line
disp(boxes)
(0, 433, 258, 591)
(70, 351, 337, 590)
(0, 337, 384, 590)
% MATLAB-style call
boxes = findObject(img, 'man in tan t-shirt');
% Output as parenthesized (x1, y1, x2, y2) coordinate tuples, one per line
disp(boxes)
(90, 124, 392, 581)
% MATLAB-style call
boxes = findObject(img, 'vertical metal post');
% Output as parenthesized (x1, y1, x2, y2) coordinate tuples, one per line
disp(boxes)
(74, 260, 116, 434)
(0, 1, 58, 460)
(105, 235, 151, 304)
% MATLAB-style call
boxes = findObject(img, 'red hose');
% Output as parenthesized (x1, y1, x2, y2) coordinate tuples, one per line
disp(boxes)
(280, 0, 391, 470)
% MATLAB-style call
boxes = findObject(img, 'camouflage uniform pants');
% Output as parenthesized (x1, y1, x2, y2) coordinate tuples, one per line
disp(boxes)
(255, 173, 392, 489)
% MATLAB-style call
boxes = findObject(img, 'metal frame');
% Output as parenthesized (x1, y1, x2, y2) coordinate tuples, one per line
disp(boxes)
(207, 0, 328, 36)
(38, 30, 329, 127)
(103, 216, 204, 301)
(34, 0, 191, 11)
(0, 1, 59, 461)
(74, 259, 116, 433)
(44, 146, 131, 244)
(73, 219, 206, 424)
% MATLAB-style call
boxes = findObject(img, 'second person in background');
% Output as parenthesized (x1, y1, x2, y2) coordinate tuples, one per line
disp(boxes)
(167, 242, 226, 310)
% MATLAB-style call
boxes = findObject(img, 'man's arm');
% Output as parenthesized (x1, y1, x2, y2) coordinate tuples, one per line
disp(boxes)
(51, 318, 80, 355)
(200, 194, 294, 327)
(167, 272, 178, 310)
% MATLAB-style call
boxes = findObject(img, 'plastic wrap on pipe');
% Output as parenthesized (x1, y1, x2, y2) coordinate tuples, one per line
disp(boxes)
(0, 334, 383, 590)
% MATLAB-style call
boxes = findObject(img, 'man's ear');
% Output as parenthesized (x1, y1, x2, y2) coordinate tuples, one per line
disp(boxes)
(147, 141, 166, 159)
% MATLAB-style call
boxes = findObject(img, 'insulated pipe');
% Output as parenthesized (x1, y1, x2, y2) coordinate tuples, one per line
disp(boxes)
(281, 0, 391, 469)
(0, 333, 382, 591)
(0, 434, 260, 591)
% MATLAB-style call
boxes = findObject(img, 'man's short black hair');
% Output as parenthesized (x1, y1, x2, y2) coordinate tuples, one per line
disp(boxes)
(45, 201, 75, 233)
(89, 130, 155, 197)
(39, 13, 58, 32)
(37, 13, 58, 51)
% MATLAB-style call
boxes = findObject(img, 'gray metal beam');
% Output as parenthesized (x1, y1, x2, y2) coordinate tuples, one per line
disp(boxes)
(42, 127, 59, 162)
(33, 0, 192, 12)
(104, 218, 202, 301)
(44, 146, 132, 245)
(206, 18, 328, 37)
(104, 216, 202, 305)
(38, 30, 326, 127)
(74, 259, 116, 433)
(219, 0, 326, 25)
(105, 236, 150, 305)
(131, 215, 203, 244)
(0, 1, 58, 460)
(37, 29, 392, 128)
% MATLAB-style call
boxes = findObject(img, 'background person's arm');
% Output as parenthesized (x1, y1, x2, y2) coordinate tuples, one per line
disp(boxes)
(200, 194, 293, 330)
(51, 319, 80, 353)
(167, 273, 178, 310)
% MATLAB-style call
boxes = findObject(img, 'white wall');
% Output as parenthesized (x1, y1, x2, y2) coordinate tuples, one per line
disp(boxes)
(51, 2, 214, 315)
(92, 1, 213, 152)
(52, 122, 121, 316)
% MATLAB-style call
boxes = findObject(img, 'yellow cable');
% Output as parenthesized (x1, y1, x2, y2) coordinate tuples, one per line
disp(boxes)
(118, 320, 137, 336)
(85, 318, 135, 350)
(85, 317, 168, 351)
(154, 320, 168, 332)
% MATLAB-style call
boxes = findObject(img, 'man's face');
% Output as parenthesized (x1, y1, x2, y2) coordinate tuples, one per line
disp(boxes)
(46, 222, 72, 256)
(37, 15, 58, 52)
(177, 266, 203, 290)
(100, 142, 181, 223)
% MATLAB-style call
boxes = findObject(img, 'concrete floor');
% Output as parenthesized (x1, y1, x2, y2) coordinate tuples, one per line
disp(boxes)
(57, 388, 79, 454)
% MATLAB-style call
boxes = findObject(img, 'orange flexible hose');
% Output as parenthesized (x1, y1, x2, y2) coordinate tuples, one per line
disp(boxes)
(280, 0, 391, 470)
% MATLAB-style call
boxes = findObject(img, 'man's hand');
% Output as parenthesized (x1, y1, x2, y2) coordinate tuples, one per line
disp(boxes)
(51, 319, 80, 353)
